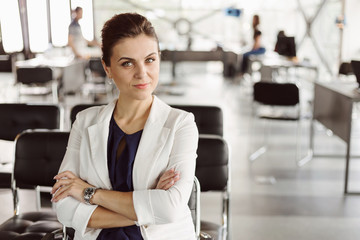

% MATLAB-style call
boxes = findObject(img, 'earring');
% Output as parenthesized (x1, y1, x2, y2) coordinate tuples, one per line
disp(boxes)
(107, 77, 113, 85)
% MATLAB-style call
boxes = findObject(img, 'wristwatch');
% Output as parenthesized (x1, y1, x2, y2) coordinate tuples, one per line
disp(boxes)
(83, 187, 98, 205)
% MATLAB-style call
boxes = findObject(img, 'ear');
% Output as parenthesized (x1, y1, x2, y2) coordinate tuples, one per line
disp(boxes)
(101, 59, 112, 78)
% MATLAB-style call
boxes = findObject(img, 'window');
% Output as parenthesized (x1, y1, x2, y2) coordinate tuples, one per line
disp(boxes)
(49, 0, 71, 47)
(0, 0, 24, 53)
(27, 0, 49, 52)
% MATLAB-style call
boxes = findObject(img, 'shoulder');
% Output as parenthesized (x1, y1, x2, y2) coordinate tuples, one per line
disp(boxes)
(154, 97, 196, 132)
(153, 96, 194, 124)
(69, 20, 79, 27)
(72, 102, 113, 129)
(76, 105, 104, 119)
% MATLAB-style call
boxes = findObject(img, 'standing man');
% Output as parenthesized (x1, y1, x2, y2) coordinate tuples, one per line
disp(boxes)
(68, 7, 100, 59)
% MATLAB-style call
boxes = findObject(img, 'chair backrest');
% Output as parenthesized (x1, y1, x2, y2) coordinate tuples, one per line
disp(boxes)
(339, 62, 353, 75)
(89, 58, 107, 77)
(196, 135, 229, 239)
(70, 103, 104, 125)
(13, 130, 69, 189)
(0, 104, 61, 141)
(71, 104, 224, 136)
(196, 135, 229, 192)
(16, 67, 53, 84)
(253, 81, 299, 106)
(171, 105, 223, 136)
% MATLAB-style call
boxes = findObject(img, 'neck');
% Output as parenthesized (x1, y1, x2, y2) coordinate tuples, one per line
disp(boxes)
(114, 95, 153, 123)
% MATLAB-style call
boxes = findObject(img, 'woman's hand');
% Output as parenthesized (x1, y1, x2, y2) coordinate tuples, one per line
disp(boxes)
(51, 170, 93, 203)
(156, 168, 180, 190)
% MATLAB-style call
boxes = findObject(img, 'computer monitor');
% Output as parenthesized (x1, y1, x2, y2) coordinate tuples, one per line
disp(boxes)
(351, 60, 360, 88)
(275, 36, 296, 57)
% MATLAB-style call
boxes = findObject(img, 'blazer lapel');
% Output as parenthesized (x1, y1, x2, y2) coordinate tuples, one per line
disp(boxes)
(133, 96, 171, 190)
(87, 100, 116, 189)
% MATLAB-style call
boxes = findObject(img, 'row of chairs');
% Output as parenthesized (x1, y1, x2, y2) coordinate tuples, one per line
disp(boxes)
(0, 103, 229, 240)
(15, 58, 113, 103)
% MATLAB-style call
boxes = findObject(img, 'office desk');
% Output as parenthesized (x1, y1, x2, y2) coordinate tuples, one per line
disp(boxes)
(300, 81, 360, 194)
(249, 55, 318, 81)
(161, 49, 238, 77)
(16, 57, 86, 94)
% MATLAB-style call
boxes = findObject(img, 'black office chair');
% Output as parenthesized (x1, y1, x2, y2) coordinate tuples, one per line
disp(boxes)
(339, 62, 353, 76)
(196, 135, 230, 240)
(70, 103, 104, 126)
(249, 81, 302, 165)
(0, 130, 69, 240)
(70, 104, 224, 137)
(16, 67, 59, 103)
(83, 58, 114, 102)
(42, 177, 202, 240)
(0, 104, 61, 189)
(170, 105, 224, 136)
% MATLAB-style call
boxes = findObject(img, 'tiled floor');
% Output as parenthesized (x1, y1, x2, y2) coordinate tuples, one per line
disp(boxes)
(1, 61, 360, 239)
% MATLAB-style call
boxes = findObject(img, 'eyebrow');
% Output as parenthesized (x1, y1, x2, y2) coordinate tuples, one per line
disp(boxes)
(117, 52, 158, 62)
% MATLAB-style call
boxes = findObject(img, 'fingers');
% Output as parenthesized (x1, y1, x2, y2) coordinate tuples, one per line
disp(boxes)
(54, 170, 76, 180)
(51, 171, 92, 203)
(159, 168, 175, 181)
(161, 174, 180, 190)
(156, 169, 180, 190)
(51, 178, 73, 194)
(51, 184, 70, 202)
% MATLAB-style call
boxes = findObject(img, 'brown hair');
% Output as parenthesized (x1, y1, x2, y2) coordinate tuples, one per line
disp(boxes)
(252, 14, 260, 30)
(101, 12, 159, 66)
(74, 7, 82, 13)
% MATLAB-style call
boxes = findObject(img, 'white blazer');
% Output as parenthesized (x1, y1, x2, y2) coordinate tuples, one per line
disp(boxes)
(55, 96, 199, 240)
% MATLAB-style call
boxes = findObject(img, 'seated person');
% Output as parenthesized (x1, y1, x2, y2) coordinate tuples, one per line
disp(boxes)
(274, 30, 286, 53)
(239, 30, 266, 75)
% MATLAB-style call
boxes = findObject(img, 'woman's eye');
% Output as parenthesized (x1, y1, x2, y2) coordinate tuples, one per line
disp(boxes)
(122, 61, 133, 67)
(146, 58, 155, 63)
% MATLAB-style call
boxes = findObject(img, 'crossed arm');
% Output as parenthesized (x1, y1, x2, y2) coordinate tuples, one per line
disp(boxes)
(51, 168, 180, 228)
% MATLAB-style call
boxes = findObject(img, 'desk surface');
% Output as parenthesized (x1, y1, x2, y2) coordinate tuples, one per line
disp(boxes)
(15, 56, 84, 68)
(316, 81, 360, 101)
(161, 49, 237, 62)
(249, 54, 317, 70)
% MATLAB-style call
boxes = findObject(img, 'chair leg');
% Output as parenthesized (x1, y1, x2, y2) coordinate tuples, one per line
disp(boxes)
(52, 81, 59, 103)
(35, 185, 41, 211)
(249, 146, 267, 162)
(297, 118, 314, 167)
(249, 117, 269, 162)
(222, 191, 230, 240)
(12, 185, 19, 215)
(295, 108, 314, 167)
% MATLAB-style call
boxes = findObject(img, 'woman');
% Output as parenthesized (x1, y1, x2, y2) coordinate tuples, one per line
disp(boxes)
(51, 13, 199, 240)
(239, 30, 266, 75)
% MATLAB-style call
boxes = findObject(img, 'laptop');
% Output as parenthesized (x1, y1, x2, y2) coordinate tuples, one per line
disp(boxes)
(351, 60, 360, 88)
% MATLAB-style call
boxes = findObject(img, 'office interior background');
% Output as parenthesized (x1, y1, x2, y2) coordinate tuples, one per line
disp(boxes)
(1, 0, 360, 239)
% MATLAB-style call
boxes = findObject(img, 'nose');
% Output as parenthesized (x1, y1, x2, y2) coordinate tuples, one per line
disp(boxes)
(134, 63, 146, 79)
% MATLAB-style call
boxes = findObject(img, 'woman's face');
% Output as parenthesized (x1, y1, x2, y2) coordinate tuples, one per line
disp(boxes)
(103, 33, 160, 101)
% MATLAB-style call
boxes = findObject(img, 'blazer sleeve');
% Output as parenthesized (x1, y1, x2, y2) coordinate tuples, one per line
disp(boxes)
(54, 115, 99, 238)
(133, 112, 199, 225)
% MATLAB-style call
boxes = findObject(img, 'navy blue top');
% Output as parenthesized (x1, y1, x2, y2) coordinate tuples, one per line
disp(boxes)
(96, 115, 143, 240)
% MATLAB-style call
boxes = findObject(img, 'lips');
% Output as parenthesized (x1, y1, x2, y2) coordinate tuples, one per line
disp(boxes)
(134, 83, 150, 89)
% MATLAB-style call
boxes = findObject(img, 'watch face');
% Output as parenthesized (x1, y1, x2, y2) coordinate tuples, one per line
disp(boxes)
(84, 187, 96, 204)
(85, 188, 94, 196)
